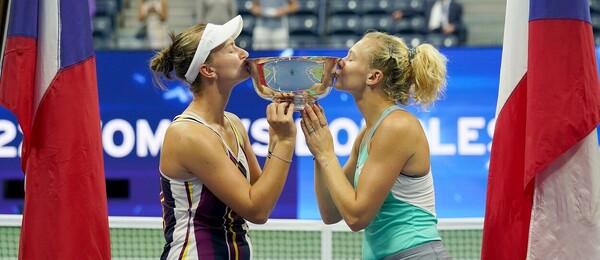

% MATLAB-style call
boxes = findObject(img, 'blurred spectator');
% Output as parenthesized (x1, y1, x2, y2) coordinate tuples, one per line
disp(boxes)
(195, 0, 238, 24)
(393, 0, 467, 45)
(138, 0, 169, 49)
(251, 0, 299, 50)
(424, 0, 467, 44)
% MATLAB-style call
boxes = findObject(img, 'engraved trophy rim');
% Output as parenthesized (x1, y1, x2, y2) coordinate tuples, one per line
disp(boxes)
(246, 56, 339, 111)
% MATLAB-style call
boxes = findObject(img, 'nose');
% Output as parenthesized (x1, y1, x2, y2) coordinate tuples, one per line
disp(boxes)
(238, 47, 249, 60)
(337, 58, 346, 69)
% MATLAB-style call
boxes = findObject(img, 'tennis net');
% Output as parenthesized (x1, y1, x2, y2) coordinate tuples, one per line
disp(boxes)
(0, 215, 482, 259)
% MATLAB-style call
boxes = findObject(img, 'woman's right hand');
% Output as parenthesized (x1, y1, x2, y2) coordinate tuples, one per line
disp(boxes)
(266, 94, 296, 143)
(300, 103, 334, 161)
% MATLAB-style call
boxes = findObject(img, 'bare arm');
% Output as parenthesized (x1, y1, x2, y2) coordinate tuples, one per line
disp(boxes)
(314, 129, 361, 224)
(137, 0, 147, 20)
(164, 102, 295, 224)
(226, 111, 293, 187)
(158, 0, 167, 22)
(251, 0, 261, 16)
(281, 0, 299, 16)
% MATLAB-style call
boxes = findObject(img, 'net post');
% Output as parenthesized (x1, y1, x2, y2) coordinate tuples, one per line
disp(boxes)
(321, 224, 333, 260)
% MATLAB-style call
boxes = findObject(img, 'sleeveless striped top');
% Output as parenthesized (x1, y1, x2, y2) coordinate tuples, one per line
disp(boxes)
(354, 106, 441, 260)
(160, 112, 252, 260)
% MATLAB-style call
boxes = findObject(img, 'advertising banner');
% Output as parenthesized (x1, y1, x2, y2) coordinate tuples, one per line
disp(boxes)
(1, 47, 598, 218)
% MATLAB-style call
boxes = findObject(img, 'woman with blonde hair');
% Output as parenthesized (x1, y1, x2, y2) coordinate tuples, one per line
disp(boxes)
(301, 31, 451, 259)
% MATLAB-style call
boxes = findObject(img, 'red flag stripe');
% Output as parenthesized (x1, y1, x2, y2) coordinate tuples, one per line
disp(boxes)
(525, 19, 600, 185)
(0, 37, 36, 166)
(0, 0, 111, 258)
(483, 74, 533, 259)
(19, 57, 110, 259)
(483, 0, 600, 259)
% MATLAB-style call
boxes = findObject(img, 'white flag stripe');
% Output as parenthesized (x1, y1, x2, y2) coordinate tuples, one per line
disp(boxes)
(34, 0, 60, 118)
(496, 0, 529, 116)
(528, 129, 600, 259)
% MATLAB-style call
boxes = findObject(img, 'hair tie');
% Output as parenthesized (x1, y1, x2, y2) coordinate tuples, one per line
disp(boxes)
(387, 44, 394, 60)
(408, 47, 417, 62)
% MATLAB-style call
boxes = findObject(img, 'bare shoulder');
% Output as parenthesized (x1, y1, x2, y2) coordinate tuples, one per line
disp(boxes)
(160, 121, 225, 178)
(377, 110, 422, 137)
(368, 110, 423, 164)
(225, 111, 242, 124)
(225, 112, 248, 134)
(163, 120, 222, 151)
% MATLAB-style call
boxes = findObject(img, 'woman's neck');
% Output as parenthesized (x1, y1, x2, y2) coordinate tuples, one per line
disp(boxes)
(185, 85, 232, 125)
(355, 91, 396, 128)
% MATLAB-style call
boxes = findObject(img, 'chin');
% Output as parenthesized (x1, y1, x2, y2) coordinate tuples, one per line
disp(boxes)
(242, 71, 251, 80)
(237, 69, 250, 79)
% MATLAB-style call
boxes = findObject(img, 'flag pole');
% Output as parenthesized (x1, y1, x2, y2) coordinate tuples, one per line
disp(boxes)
(0, 0, 11, 76)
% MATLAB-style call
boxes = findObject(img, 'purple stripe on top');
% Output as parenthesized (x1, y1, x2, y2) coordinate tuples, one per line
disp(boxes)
(160, 176, 176, 243)
(530, 0, 591, 23)
(194, 187, 217, 256)
(59, 0, 94, 69)
(7, 0, 39, 38)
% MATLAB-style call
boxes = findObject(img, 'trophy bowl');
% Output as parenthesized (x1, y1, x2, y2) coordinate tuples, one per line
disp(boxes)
(247, 56, 339, 111)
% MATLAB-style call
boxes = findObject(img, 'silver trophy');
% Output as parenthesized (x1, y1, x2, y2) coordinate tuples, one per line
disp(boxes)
(247, 56, 339, 111)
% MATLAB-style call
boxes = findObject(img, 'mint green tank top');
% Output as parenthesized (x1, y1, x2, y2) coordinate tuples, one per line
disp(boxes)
(354, 105, 441, 260)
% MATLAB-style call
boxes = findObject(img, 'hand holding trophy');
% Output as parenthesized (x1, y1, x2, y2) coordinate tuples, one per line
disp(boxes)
(247, 56, 339, 111)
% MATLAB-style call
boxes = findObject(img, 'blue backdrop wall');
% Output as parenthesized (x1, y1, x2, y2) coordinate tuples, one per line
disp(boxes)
(0, 47, 598, 219)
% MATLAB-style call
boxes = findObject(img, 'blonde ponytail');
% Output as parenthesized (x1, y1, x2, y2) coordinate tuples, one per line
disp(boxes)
(363, 31, 447, 110)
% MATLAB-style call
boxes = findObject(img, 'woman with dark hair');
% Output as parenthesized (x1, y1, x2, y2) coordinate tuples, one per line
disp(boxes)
(150, 16, 296, 259)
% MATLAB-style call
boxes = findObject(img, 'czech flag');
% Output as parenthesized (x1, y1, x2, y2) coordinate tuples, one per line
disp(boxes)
(482, 0, 600, 259)
(0, 0, 111, 258)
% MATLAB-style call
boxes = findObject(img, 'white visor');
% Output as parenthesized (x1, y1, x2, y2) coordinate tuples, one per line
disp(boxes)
(184, 15, 244, 84)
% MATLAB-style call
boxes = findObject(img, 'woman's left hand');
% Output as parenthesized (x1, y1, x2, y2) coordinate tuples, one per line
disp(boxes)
(300, 103, 334, 160)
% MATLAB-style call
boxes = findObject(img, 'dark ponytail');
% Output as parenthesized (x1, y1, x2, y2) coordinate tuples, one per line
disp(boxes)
(148, 24, 207, 92)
